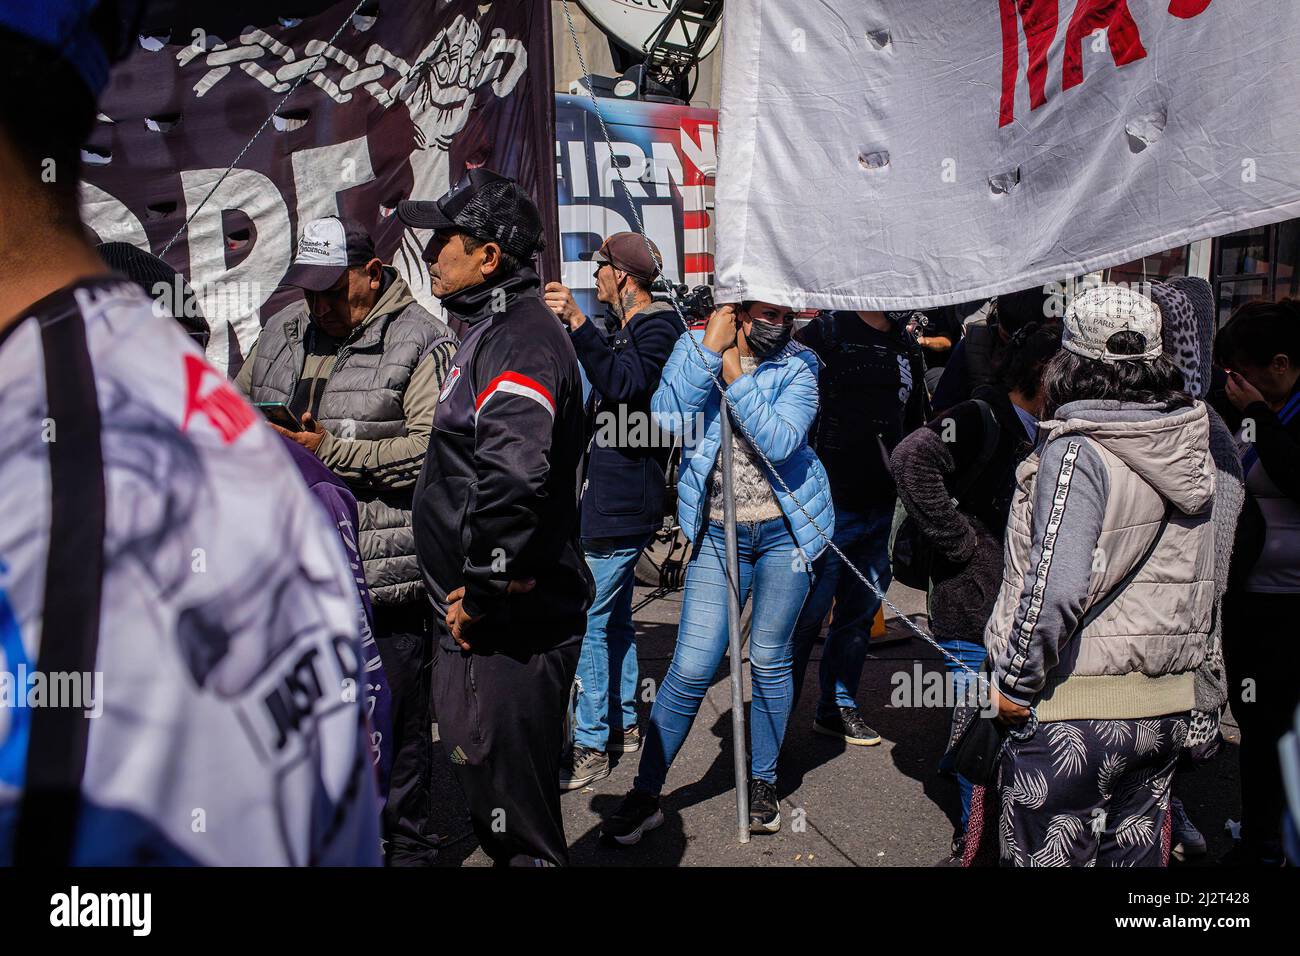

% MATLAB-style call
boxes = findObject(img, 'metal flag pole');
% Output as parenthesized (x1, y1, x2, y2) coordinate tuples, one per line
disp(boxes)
(719, 402, 750, 845)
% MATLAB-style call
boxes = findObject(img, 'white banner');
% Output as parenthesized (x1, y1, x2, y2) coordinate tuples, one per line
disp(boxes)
(715, 0, 1300, 310)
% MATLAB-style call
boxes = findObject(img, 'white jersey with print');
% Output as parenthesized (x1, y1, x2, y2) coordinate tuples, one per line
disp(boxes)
(0, 278, 379, 865)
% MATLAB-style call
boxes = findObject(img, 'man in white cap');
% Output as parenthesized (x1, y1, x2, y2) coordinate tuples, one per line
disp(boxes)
(236, 215, 457, 867)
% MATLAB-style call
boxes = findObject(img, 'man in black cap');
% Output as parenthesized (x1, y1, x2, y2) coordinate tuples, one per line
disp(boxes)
(402, 168, 593, 866)
(235, 214, 457, 867)
(543, 233, 680, 790)
(97, 241, 211, 350)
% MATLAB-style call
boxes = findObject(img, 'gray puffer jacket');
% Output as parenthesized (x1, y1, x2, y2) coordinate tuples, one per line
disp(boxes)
(245, 271, 455, 606)
(985, 399, 1216, 721)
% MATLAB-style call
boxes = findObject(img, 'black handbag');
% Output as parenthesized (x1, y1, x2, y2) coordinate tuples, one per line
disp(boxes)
(947, 685, 1010, 786)
(943, 504, 1173, 787)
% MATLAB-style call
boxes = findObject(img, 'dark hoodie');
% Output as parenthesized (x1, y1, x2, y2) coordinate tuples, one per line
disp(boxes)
(891, 387, 1037, 645)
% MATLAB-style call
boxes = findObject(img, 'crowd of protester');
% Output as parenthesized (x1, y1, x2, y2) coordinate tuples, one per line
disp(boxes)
(3, 9, 1300, 870)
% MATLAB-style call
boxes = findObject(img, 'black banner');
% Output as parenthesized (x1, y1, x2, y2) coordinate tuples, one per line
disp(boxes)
(81, 0, 556, 374)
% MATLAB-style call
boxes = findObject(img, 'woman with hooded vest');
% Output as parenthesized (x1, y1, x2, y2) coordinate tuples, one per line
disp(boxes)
(601, 302, 834, 844)
(985, 285, 1216, 867)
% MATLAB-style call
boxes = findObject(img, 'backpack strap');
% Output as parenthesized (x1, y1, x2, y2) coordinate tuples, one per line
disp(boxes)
(964, 322, 996, 392)
(13, 306, 107, 866)
(952, 398, 1002, 500)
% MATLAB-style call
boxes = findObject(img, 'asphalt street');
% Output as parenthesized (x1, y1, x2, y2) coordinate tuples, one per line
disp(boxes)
(428, 581, 1243, 867)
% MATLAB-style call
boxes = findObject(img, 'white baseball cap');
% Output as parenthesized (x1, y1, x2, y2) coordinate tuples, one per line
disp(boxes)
(1062, 285, 1163, 362)
(282, 216, 376, 292)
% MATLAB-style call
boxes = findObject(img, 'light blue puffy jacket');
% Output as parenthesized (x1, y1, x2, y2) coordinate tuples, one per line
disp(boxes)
(651, 331, 835, 560)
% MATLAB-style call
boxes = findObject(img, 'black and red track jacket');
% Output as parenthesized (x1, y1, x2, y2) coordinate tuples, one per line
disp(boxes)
(412, 267, 594, 650)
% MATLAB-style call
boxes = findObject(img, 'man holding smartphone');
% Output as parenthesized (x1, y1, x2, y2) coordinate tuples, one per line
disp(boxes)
(236, 216, 456, 866)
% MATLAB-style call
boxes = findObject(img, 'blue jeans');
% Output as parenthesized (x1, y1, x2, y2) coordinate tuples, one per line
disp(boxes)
(574, 534, 650, 751)
(790, 505, 894, 722)
(937, 637, 987, 830)
(635, 517, 812, 792)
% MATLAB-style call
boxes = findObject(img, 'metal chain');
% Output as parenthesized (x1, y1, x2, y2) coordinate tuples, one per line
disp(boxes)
(559, 0, 1004, 695)
(161, 0, 370, 256)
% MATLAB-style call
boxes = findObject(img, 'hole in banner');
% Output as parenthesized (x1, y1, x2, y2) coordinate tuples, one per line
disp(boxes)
(353, 2, 380, 31)
(988, 167, 1022, 194)
(866, 29, 891, 50)
(145, 113, 182, 133)
(222, 211, 256, 268)
(1125, 110, 1167, 153)
(81, 145, 112, 165)
(138, 32, 170, 51)
(273, 108, 311, 132)
(858, 149, 890, 170)
(146, 201, 178, 220)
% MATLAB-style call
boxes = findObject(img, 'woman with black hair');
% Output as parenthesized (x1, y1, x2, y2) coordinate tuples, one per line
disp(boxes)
(1214, 298, 1300, 866)
(984, 285, 1216, 867)
(891, 319, 1062, 862)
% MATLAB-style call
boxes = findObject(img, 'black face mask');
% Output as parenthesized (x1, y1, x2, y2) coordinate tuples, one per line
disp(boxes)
(746, 317, 793, 359)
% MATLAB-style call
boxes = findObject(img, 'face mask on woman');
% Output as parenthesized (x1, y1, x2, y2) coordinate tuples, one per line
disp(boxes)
(745, 315, 793, 359)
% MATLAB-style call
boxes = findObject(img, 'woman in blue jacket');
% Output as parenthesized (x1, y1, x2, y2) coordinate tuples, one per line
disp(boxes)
(602, 302, 835, 842)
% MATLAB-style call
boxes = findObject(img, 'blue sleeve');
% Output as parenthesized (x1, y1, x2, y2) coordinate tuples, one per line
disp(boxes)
(651, 332, 721, 434)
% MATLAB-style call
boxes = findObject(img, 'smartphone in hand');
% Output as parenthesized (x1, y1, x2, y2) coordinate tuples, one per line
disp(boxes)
(255, 401, 304, 432)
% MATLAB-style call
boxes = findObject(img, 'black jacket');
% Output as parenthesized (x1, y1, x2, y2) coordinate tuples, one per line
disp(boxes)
(890, 388, 1036, 644)
(412, 267, 594, 650)
(572, 300, 679, 540)
(795, 311, 929, 512)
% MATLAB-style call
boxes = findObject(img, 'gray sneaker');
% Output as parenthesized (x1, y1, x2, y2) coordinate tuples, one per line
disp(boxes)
(560, 745, 610, 791)
(608, 725, 641, 754)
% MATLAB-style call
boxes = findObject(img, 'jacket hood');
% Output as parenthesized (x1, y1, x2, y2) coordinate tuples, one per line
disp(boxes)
(368, 266, 416, 322)
(1046, 399, 1214, 515)
(289, 267, 417, 346)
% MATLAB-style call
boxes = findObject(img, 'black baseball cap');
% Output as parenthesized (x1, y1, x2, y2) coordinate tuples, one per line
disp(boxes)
(281, 216, 377, 292)
(398, 168, 545, 262)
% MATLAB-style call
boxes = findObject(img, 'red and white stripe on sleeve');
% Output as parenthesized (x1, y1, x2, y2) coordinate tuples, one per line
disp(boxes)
(475, 371, 555, 421)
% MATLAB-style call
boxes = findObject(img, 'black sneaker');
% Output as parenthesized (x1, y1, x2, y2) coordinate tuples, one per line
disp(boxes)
(602, 789, 664, 846)
(559, 745, 610, 791)
(748, 779, 781, 833)
(937, 829, 965, 867)
(813, 706, 882, 746)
